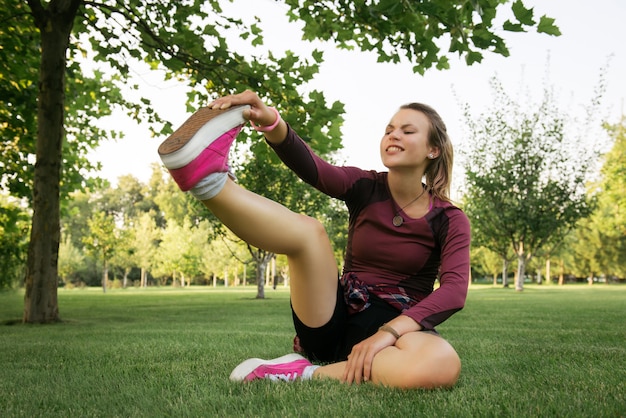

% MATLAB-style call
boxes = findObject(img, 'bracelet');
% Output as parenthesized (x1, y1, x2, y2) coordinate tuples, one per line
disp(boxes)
(250, 107, 281, 132)
(378, 323, 401, 340)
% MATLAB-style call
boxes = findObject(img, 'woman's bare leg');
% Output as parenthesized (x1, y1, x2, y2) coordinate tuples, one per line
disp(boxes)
(314, 333, 461, 389)
(203, 178, 338, 328)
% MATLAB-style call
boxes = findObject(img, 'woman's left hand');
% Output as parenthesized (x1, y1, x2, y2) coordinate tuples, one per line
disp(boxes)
(207, 90, 288, 144)
(342, 330, 397, 384)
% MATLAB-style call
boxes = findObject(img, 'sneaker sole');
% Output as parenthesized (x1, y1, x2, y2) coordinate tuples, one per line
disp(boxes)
(229, 353, 307, 382)
(158, 105, 250, 169)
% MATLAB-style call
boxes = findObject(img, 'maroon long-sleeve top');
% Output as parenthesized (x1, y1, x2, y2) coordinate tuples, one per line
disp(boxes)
(270, 125, 471, 330)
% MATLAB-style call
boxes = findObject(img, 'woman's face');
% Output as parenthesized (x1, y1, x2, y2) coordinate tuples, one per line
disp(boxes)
(380, 108, 437, 171)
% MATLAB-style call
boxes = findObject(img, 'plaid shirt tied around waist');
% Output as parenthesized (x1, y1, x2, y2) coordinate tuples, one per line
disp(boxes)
(340, 272, 416, 315)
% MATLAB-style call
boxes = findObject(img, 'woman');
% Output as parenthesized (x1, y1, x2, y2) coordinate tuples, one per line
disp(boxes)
(158, 90, 471, 389)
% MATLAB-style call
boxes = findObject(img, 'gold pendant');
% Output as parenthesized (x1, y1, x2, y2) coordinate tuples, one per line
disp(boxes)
(392, 215, 403, 227)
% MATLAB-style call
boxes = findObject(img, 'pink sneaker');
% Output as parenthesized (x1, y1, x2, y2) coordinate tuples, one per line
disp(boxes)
(158, 105, 250, 191)
(229, 353, 313, 382)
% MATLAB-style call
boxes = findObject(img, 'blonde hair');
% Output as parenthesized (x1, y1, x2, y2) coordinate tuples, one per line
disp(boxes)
(400, 103, 453, 202)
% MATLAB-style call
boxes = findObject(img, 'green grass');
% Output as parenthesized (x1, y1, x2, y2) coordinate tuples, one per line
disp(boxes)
(1, 285, 624, 417)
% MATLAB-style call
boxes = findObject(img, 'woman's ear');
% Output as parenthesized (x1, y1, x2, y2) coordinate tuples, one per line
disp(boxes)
(428, 147, 440, 159)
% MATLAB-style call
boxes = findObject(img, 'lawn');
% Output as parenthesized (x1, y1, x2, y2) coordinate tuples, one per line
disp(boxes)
(1, 284, 624, 417)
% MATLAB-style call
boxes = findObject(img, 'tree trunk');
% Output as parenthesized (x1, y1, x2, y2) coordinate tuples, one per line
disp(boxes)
(515, 255, 526, 291)
(247, 246, 275, 299)
(271, 256, 277, 286)
(256, 261, 266, 299)
(502, 258, 509, 288)
(102, 259, 108, 294)
(24, 1, 81, 323)
(122, 267, 130, 288)
(545, 257, 551, 285)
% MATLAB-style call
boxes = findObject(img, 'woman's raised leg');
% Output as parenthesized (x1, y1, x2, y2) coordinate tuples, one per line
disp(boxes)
(157, 99, 338, 329)
(203, 178, 338, 328)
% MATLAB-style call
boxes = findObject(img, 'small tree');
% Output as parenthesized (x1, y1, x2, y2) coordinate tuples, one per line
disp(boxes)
(462, 76, 601, 291)
(82, 211, 117, 293)
(131, 212, 161, 288)
(109, 229, 136, 288)
(154, 219, 212, 287)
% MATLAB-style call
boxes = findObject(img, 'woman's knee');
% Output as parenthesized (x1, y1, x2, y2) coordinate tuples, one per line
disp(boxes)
(307, 214, 329, 239)
(425, 345, 461, 388)
(396, 334, 462, 389)
(294, 215, 331, 251)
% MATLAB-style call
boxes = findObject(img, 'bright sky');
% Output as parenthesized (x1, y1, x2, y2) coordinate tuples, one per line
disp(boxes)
(90, 0, 626, 194)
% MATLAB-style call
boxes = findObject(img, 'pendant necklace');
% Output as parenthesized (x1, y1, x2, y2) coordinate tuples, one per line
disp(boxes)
(392, 186, 427, 227)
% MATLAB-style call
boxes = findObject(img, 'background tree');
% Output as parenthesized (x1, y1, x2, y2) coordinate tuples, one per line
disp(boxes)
(0, 8, 39, 199)
(595, 118, 626, 279)
(2, 1, 125, 320)
(470, 246, 512, 286)
(462, 76, 599, 291)
(100, 175, 148, 224)
(131, 211, 161, 288)
(202, 233, 251, 287)
(109, 228, 136, 288)
(571, 118, 626, 282)
(0, 195, 30, 290)
(462, 190, 517, 287)
(82, 211, 117, 293)
(153, 219, 214, 287)
(61, 190, 101, 286)
(550, 231, 580, 285)
(1, 0, 558, 322)
(57, 234, 86, 287)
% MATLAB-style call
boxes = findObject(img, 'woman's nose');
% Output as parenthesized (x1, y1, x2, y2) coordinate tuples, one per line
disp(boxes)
(388, 128, 400, 140)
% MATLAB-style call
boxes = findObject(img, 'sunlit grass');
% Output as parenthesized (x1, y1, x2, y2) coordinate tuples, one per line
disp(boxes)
(1, 284, 624, 417)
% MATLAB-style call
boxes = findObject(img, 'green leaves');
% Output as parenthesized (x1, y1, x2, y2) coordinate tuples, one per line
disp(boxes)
(502, 21, 525, 32)
(283, 0, 559, 74)
(537, 16, 561, 36)
(0, 1, 40, 199)
(505, 1, 560, 35)
(511, 0, 535, 26)
(0, 196, 30, 289)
